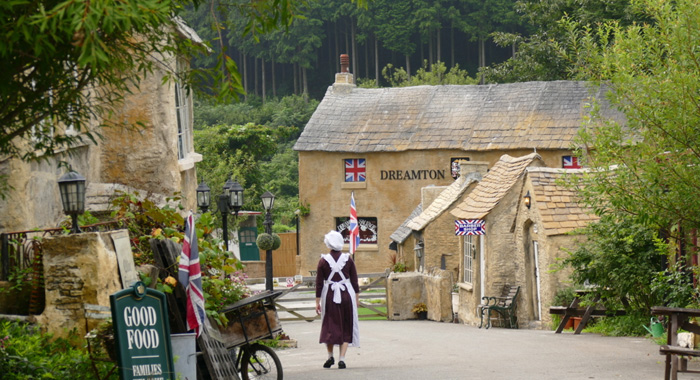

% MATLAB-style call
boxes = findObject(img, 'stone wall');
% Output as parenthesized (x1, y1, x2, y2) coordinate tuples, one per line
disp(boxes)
(424, 271, 453, 322)
(387, 271, 453, 322)
(36, 232, 122, 339)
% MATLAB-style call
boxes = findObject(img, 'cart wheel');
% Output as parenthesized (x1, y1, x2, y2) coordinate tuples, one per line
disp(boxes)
(241, 343, 283, 380)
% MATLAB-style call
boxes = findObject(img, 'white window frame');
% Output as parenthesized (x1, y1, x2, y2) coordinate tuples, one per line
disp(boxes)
(174, 59, 190, 161)
(174, 58, 202, 171)
(463, 235, 475, 285)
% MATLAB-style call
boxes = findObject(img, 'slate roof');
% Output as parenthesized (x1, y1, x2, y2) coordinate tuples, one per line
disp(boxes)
(294, 81, 624, 153)
(450, 153, 542, 220)
(527, 167, 599, 236)
(406, 172, 481, 231)
(389, 204, 423, 244)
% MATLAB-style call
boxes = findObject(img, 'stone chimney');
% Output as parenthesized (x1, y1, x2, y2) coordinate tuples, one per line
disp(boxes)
(334, 54, 355, 90)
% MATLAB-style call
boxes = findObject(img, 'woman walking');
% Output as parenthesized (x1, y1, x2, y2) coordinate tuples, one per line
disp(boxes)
(315, 230, 360, 369)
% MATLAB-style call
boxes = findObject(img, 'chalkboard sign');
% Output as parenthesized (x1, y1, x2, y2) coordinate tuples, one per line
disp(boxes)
(110, 282, 175, 380)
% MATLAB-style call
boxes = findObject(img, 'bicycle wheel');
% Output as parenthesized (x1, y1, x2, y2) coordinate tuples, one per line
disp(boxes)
(241, 343, 283, 380)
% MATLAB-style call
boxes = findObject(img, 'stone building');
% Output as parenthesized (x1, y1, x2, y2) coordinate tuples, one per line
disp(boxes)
(294, 65, 623, 276)
(512, 166, 598, 328)
(449, 154, 597, 328)
(0, 18, 203, 234)
(391, 161, 487, 279)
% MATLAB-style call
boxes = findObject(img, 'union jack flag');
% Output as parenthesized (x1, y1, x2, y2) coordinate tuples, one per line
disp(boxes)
(562, 156, 582, 169)
(178, 212, 205, 337)
(455, 219, 486, 236)
(345, 159, 366, 182)
(349, 192, 360, 255)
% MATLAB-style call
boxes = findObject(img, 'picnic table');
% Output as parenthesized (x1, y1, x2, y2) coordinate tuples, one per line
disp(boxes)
(549, 290, 625, 334)
(651, 306, 700, 380)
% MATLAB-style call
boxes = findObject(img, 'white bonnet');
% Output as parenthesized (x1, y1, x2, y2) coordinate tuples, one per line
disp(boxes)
(324, 230, 344, 251)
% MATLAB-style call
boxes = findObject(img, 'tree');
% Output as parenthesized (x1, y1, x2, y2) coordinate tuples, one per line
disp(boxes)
(0, 0, 302, 164)
(0, 0, 201, 162)
(563, 214, 681, 314)
(567, 0, 700, 236)
(481, 0, 644, 83)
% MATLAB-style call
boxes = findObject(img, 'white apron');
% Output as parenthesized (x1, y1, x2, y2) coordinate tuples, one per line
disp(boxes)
(320, 253, 360, 347)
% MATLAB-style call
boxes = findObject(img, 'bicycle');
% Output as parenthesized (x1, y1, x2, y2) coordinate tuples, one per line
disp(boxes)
(219, 291, 284, 380)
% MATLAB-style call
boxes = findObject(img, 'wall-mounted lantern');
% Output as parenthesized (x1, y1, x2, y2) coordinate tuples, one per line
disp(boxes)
(524, 191, 532, 209)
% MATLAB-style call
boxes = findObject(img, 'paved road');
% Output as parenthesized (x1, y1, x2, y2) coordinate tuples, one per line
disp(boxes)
(274, 319, 674, 380)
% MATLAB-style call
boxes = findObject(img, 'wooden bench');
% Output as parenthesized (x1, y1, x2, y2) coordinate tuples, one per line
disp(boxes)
(478, 285, 520, 329)
(659, 346, 700, 377)
(550, 290, 626, 334)
(652, 306, 700, 380)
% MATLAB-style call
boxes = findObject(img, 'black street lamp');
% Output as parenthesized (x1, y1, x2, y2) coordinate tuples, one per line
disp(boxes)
(58, 170, 86, 234)
(228, 180, 244, 217)
(261, 191, 275, 291)
(219, 178, 245, 252)
(196, 181, 211, 213)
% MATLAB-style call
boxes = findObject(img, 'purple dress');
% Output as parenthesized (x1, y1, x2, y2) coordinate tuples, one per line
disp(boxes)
(316, 250, 360, 345)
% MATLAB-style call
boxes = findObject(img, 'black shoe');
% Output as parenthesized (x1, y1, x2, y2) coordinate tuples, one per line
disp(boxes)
(338, 361, 346, 369)
(323, 357, 334, 368)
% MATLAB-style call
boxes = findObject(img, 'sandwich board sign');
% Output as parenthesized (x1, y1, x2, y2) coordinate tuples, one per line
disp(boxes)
(110, 282, 175, 380)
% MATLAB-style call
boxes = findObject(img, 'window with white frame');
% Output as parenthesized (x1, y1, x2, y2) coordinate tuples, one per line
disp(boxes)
(463, 235, 475, 285)
(175, 59, 191, 160)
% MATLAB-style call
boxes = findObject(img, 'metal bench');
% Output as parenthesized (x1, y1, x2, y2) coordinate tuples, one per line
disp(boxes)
(478, 285, 520, 329)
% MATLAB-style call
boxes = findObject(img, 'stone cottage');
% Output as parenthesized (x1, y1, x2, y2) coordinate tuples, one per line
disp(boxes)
(449, 154, 598, 328)
(0, 18, 206, 336)
(512, 166, 598, 328)
(294, 60, 623, 275)
(0, 17, 204, 234)
(391, 161, 487, 279)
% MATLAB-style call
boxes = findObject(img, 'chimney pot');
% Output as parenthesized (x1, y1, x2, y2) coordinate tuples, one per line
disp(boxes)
(340, 54, 350, 73)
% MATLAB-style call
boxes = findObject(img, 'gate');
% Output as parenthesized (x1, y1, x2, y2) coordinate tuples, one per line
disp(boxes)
(273, 271, 389, 322)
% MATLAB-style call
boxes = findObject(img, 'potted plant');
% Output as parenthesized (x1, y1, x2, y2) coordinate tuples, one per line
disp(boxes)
(412, 302, 428, 320)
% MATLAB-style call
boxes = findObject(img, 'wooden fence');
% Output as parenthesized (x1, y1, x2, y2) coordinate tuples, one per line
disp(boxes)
(273, 271, 388, 322)
(259, 232, 297, 277)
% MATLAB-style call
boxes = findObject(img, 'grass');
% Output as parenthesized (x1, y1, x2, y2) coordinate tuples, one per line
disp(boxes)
(358, 306, 387, 320)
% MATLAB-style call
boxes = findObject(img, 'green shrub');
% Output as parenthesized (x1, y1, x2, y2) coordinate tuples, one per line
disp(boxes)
(582, 313, 649, 337)
(0, 320, 117, 379)
(271, 233, 281, 250)
(257, 233, 274, 250)
(552, 287, 577, 307)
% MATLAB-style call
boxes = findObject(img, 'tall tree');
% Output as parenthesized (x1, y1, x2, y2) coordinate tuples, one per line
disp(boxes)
(0, 0, 208, 162)
(482, 0, 643, 83)
(567, 0, 700, 234)
(459, 0, 521, 83)
(370, 0, 417, 78)
(0, 0, 301, 164)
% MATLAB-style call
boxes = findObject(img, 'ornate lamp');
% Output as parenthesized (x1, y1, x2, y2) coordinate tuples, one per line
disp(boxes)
(228, 179, 244, 216)
(196, 181, 211, 213)
(58, 170, 86, 234)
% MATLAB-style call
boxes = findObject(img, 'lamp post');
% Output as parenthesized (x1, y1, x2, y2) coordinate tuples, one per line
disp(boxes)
(218, 178, 245, 252)
(196, 178, 244, 251)
(196, 181, 211, 213)
(58, 170, 86, 234)
(261, 191, 275, 291)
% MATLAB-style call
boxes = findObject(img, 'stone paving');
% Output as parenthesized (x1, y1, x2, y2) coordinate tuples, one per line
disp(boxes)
(274, 319, 676, 380)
